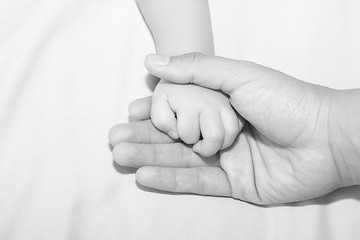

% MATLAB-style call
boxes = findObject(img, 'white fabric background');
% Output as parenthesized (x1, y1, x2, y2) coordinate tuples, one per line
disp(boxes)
(0, 0, 359, 239)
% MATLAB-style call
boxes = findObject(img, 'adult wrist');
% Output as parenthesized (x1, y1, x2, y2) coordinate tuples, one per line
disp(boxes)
(328, 89, 360, 186)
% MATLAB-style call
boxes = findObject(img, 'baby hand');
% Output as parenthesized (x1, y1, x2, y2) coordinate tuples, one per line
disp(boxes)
(151, 80, 241, 157)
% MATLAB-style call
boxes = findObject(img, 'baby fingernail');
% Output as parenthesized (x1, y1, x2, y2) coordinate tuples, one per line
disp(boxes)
(147, 54, 170, 66)
(193, 144, 200, 153)
(168, 131, 179, 139)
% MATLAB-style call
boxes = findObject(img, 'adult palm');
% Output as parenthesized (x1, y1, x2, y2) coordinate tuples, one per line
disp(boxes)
(109, 53, 349, 205)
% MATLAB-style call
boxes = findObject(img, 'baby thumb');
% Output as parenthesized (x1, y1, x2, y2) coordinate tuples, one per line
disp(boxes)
(144, 53, 252, 95)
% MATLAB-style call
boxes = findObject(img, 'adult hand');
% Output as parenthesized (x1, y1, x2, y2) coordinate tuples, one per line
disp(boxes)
(109, 53, 359, 205)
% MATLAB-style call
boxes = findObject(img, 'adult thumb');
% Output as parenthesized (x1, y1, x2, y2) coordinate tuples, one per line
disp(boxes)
(144, 52, 258, 95)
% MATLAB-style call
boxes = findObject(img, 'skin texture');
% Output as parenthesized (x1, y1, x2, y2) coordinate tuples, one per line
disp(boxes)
(151, 82, 241, 157)
(109, 53, 360, 205)
(136, 0, 240, 157)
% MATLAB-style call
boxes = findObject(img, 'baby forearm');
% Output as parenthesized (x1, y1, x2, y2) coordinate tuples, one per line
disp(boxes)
(329, 89, 360, 185)
(136, 0, 214, 55)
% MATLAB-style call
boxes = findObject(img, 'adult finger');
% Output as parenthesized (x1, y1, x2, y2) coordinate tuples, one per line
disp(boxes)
(113, 142, 218, 168)
(108, 120, 175, 146)
(144, 53, 261, 95)
(128, 96, 152, 122)
(136, 166, 232, 197)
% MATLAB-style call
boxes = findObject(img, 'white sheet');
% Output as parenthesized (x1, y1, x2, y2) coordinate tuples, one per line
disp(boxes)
(0, 0, 359, 239)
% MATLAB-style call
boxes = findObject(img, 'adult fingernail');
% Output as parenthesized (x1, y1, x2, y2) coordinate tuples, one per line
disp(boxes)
(147, 54, 170, 66)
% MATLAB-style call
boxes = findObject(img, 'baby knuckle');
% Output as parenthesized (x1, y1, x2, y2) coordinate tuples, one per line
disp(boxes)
(228, 123, 241, 136)
(200, 149, 217, 158)
(205, 130, 224, 142)
(179, 131, 198, 145)
(151, 113, 170, 131)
